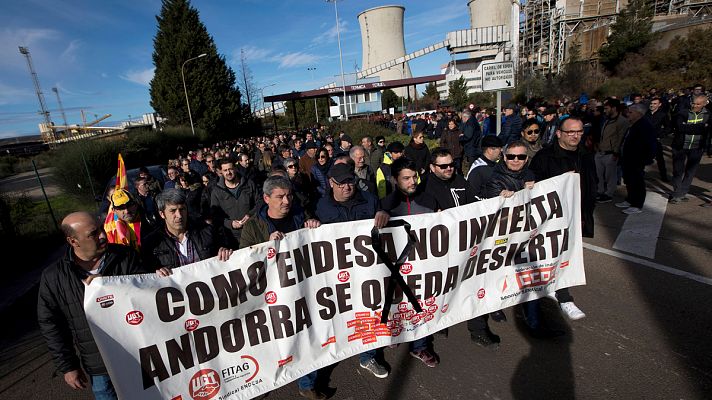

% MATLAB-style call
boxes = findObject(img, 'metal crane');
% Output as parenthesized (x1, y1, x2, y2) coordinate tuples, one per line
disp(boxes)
(18, 46, 54, 142)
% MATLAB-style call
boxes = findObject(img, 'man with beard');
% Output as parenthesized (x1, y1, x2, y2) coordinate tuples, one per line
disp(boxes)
(424, 148, 477, 210)
(104, 188, 156, 251)
(38, 212, 148, 400)
(210, 159, 260, 248)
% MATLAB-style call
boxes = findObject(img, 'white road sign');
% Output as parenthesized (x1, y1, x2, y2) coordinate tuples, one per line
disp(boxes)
(482, 61, 515, 91)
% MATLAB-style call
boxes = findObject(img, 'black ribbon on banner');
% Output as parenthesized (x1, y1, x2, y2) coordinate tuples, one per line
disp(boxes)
(371, 220, 423, 324)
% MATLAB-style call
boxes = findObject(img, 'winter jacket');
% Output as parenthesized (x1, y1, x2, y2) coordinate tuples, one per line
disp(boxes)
(369, 146, 384, 173)
(467, 156, 498, 199)
(423, 173, 477, 210)
(311, 162, 331, 197)
(210, 177, 260, 247)
(484, 162, 535, 199)
(647, 109, 671, 139)
(142, 223, 217, 269)
(500, 114, 523, 145)
(404, 142, 431, 175)
(439, 127, 464, 160)
(355, 165, 378, 195)
(529, 140, 597, 238)
(672, 107, 711, 152)
(37, 245, 147, 376)
(460, 117, 482, 159)
(239, 203, 307, 248)
(380, 186, 436, 216)
(597, 115, 630, 154)
(315, 189, 380, 224)
(376, 153, 395, 199)
(621, 117, 657, 168)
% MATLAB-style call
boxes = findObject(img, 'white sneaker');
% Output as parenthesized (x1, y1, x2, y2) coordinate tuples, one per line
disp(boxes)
(560, 302, 586, 320)
(622, 207, 642, 215)
(615, 201, 631, 208)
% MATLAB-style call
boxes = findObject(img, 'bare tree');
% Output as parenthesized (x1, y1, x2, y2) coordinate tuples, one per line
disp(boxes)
(237, 48, 258, 113)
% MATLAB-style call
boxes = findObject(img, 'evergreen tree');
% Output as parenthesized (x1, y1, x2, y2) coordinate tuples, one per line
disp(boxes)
(598, 0, 654, 72)
(422, 82, 440, 100)
(381, 89, 400, 111)
(149, 0, 250, 137)
(448, 76, 469, 111)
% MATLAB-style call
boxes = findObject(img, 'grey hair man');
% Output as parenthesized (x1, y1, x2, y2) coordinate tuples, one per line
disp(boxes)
(350, 145, 377, 194)
(669, 93, 711, 203)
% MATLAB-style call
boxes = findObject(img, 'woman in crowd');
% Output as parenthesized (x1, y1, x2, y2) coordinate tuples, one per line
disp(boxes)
(404, 130, 431, 176)
(439, 119, 464, 173)
(311, 147, 331, 197)
(520, 119, 543, 159)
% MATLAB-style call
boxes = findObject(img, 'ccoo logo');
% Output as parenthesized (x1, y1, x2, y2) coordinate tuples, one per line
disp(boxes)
(125, 311, 143, 325)
(189, 369, 220, 400)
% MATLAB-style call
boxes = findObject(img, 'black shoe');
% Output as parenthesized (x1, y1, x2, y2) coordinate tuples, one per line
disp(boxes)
(471, 332, 501, 349)
(490, 310, 507, 322)
(528, 326, 565, 339)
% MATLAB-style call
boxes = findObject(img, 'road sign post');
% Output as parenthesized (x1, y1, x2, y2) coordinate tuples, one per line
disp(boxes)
(481, 61, 515, 136)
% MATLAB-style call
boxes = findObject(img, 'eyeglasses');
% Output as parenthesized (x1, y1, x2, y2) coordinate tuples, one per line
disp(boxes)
(286, 165, 297, 169)
(378, 140, 385, 144)
(525, 129, 540, 134)
(433, 163, 455, 169)
(318, 155, 328, 159)
(331, 179, 354, 188)
(560, 130, 584, 136)
(505, 154, 527, 161)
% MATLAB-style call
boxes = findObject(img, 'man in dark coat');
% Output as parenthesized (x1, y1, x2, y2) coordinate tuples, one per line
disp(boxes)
(647, 97, 671, 181)
(467, 135, 504, 198)
(38, 211, 148, 399)
(669, 94, 711, 203)
(616, 104, 657, 214)
(500, 104, 523, 145)
(210, 159, 260, 248)
(459, 110, 483, 174)
(529, 116, 594, 322)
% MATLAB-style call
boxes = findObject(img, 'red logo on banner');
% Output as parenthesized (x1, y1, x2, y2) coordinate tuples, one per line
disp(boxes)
(267, 247, 276, 259)
(516, 266, 557, 289)
(338, 271, 350, 282)
(321, 336, 336, 347)
(477, 288, 486, 299)
(189, 369, 220, 400)
(125, 311, 143, 325)
(400, 262, 413, 274)
(470, 245, 479, 257)
(185, 319, 199, 332)
(442, 304, 449, 313)
(265, 291, 277, 304)
(278, 356, 293, 367)
(96, 294, 114, 302)
(560, 261, 569, 268)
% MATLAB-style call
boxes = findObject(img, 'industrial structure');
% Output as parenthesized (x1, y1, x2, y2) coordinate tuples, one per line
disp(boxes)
(520, 0, 712, 75)
(18, 47, 54, 143)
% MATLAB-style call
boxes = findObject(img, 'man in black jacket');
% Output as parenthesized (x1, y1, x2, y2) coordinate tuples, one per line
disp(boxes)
(466, 135, 504, 198)
(529, 116, 594, 321)
(616, 104, 657, 214)
(210, 159, 260, 248)
(424, 148, 478, 210)
(38, 211, 148, 399)
(647, 97, 671, 181)
(459, 110, 482, 174)
(669, 94, 711, 203)
(143, 189, 233, 275)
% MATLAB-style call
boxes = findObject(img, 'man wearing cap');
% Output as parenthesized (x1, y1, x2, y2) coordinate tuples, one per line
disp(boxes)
(210, 159, 260, 248)
(500, 104, 523, 145)
(314, 163, 390, 379)
(376, 141, 405, 199)
(299, 141, 319, 179)
(466, 136, 504, 199)
(104, 188, 156, 251)
(335, 135, 352, 157)
(38, 211, 148, 400)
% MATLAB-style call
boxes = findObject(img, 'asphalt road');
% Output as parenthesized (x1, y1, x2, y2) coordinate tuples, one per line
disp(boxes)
(0, 168, 60, 200)
(1, 156, 710, 400)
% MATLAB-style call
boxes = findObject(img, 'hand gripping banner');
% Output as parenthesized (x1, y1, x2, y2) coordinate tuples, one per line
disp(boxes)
(84, 173, 586, 400)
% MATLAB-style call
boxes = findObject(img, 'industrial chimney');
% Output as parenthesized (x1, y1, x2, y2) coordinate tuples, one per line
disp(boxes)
(358, 5, 413, 98)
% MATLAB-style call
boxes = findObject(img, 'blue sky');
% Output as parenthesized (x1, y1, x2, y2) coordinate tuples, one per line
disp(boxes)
(0, 0, 473, 138)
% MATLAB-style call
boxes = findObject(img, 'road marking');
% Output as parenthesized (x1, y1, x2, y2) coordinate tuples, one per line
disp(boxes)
(612, 191, 668, 258)
(583, 243, 712, 286)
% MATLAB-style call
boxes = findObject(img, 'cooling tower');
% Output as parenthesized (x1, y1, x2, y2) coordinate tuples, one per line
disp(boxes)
(468, 0, 512, 28)
(358, 5, 413, 98)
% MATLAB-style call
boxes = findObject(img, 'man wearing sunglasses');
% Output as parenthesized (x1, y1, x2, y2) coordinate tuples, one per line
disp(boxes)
(425, 148, 477, 210)
(521, 120, 543, 159)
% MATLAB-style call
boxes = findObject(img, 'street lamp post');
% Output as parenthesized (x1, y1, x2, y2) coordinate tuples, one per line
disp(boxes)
(181, 53, 207, 136)
(326, 0, 348, 121)
(257, 83, 277, 112)
(307, 67, 319, 123)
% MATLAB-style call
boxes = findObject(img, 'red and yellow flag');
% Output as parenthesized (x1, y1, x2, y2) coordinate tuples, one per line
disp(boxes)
(104, 153, 142, 250)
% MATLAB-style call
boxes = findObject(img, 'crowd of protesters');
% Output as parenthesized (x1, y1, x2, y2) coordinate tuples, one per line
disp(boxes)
(38, 82, 710, 400)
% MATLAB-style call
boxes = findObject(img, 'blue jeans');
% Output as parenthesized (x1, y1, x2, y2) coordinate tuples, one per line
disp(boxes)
(90, 374, 117, 400)
(409, 337, 428, 352)
(522, 299, 541, 330)
(359, 349, 377, 364)
(297, 371, 318, 390)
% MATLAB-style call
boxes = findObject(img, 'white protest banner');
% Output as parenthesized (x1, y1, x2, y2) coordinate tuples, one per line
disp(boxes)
(84, 173, 585, 400)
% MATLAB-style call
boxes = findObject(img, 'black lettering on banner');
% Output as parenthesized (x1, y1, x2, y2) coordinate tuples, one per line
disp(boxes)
(335, 283, 353, 314)
(353, 235, 375, 267)
(371, 221, 423, 324)
(514, 241, 529, 264)
(498, 207, 510, 236)
(484, 210, 500, 239)
(292, 244, 313, 283)
(221, 318, 245, 352)
(547, 191, 563, 219)
(245, 310, 270, 346)
(546, 230, 562, 257)
(156, 287, 184, 323)
(528, 234, 546, 261)
(409, 228, 429, 261)
(335, 237, 353, 269)
(443, 266, 458, 294)
(459, 219, 468, 252)
(423, 271, 442, 299)
(316, 287, 336, 320)
(361, 280, 382, 310)
(211, 269, 249, 309)
(531, 195, 547, 224)
(476, 249, 491, 276)
(247, 261, 267, 296)
(269, 305, 294, 339)
(406, 274, 422, 300)
(140, 345, 168, 389)
(186, 281, 215, 316)
(562, 227, 569, 253)
(510, 205, 524, 234)
(312, 241, 334, 274)
(166, 333, 194, 375)
(294, 297, 312, 332)
(276, 251, 296, 288)
(194, 325, 219, 363)
(378, 232, 398, 263)
(490, 245, 507, 270)
(430, 225, 448, 257)
(462, 255, 476, 282)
